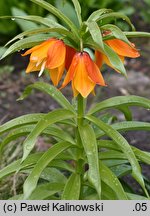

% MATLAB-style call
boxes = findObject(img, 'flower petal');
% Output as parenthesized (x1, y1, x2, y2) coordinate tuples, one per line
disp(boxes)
(22, 38, 56, 56)
(102, 53, 124, 73)
(84, 52, 106, 86)
(65, 45, 76, 70)
(49, 63, 65, 86)
(61, 53, 79, 88)
(73, 55, 95, 98)
(95, 50, 103, 68)
(71, 82, 79, 97)
(47, 40, 66, 69)
(25, 61, 42, 73)
(106, 39, 140, 58)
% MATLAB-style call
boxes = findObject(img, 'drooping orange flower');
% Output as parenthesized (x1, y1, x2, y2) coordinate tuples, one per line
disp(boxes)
(22, 38, 76, 86)
(95, 38, 140, 71)
(61, 52, 106, 98)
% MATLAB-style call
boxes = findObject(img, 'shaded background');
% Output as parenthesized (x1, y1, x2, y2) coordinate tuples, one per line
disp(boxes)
(0, 0, 150, 199)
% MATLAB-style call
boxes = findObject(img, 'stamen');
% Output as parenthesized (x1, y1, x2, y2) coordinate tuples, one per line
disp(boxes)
(36, 60, 42, 67)
(38, 61, 46, 77)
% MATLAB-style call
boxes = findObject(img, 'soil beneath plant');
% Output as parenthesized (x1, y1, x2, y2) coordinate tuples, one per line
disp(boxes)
(0, 39, 150, 198)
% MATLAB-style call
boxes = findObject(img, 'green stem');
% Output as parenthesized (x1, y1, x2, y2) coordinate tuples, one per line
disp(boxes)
(80, 39, 83, 52)
(75, 94, 85, 174)
(77, 94, 84, 125)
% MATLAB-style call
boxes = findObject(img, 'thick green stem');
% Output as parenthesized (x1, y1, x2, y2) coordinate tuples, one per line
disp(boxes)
(77, 94, 84, 125)
(75, 94, 85, 175)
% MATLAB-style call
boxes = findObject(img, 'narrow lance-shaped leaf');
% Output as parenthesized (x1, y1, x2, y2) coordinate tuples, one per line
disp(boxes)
(6, 27, 74, 47)
(0, 153, 43, 180)
(100, 161, 128, 199)
(88, 95, 150, 115)
(124, 31, 150, 38)
(18, 82, 75, 114)
(62, 173, 81, 200)
(101, 24, 131, 45)
(79, 124, 101, 199)
(23, 141, 72, 199)
(118, 106, 132, 121)
(71, 0, 82, 26)
(0, 124, 75, 152)
(96, 121, 150, 138)
(102, 31, 150, 41)
(1, 35, 51, 59)
(87, 9, 113, 22)
(87, 21, 104, 51)
(86, 115, 148, 197)
(97, 12, 135, 31)
(0, 15, 65, 29)
(98, 140, 150, 165)
(0, 113, 45, 135)
(22, 109, 75, 162)
(29, 0, 80, 40)
(104, 43, 127, 76)
(28, 182, 65, 200)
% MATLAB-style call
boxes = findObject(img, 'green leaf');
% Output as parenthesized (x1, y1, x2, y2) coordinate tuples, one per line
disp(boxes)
(102, 159, 129, 168)
(23, 141, 72, 199)
(55, 0, 79, 28)
(88, 95, 150, 115)
(99, 150, 126, 160)
(132, 147, 150, 165)
(104, 43, 127, 76)
(0, 153, 75, 181)
(71, 0, 82, 26)
(98, 12, 135, 31)
(127, 193, 149, 200)
(22, 109, 75, 162)
(6, 27, 74, 47)
(79, 124, 101, 198)
(18, 82, 75, 114)
(98, 140, 150, 165)
(0, 15, 64, 29)
(96, 121, 150, 138)
(9, 195, 24, 200)
(29, 0, 79, 40)
(49, 160, 75, 172)
(101, 181, 118, 200)
(1, 35, 51, 59)
(86, 115, 148, 196)
(11, 7, 38, 31)
(38, 167, 67, 184)
(61, 173, 81, 200)
(125, 31, 150, 38)
(87, 21, 104, 51)
(118, 106, 132, 121)
(111, 164, 131, 177)
(87, 9, 113, 22)
(103, 31, 150, 41)
(101, 24, 131, 45)
(0, 124, 75, 152)
(0, 113, 45, 135)
(0, 153, 43, 180)
(28, 182, 64, 200)
(100, 161, 128, 199)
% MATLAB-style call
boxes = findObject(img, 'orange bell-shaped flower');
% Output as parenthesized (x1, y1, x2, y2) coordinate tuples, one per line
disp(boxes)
(61, 52, 106, 98)
(95, 39, 140, 72)
(22, 38, 76, 86)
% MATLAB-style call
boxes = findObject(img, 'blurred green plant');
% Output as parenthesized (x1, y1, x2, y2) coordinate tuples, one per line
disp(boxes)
(0, 0, 148, 43)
